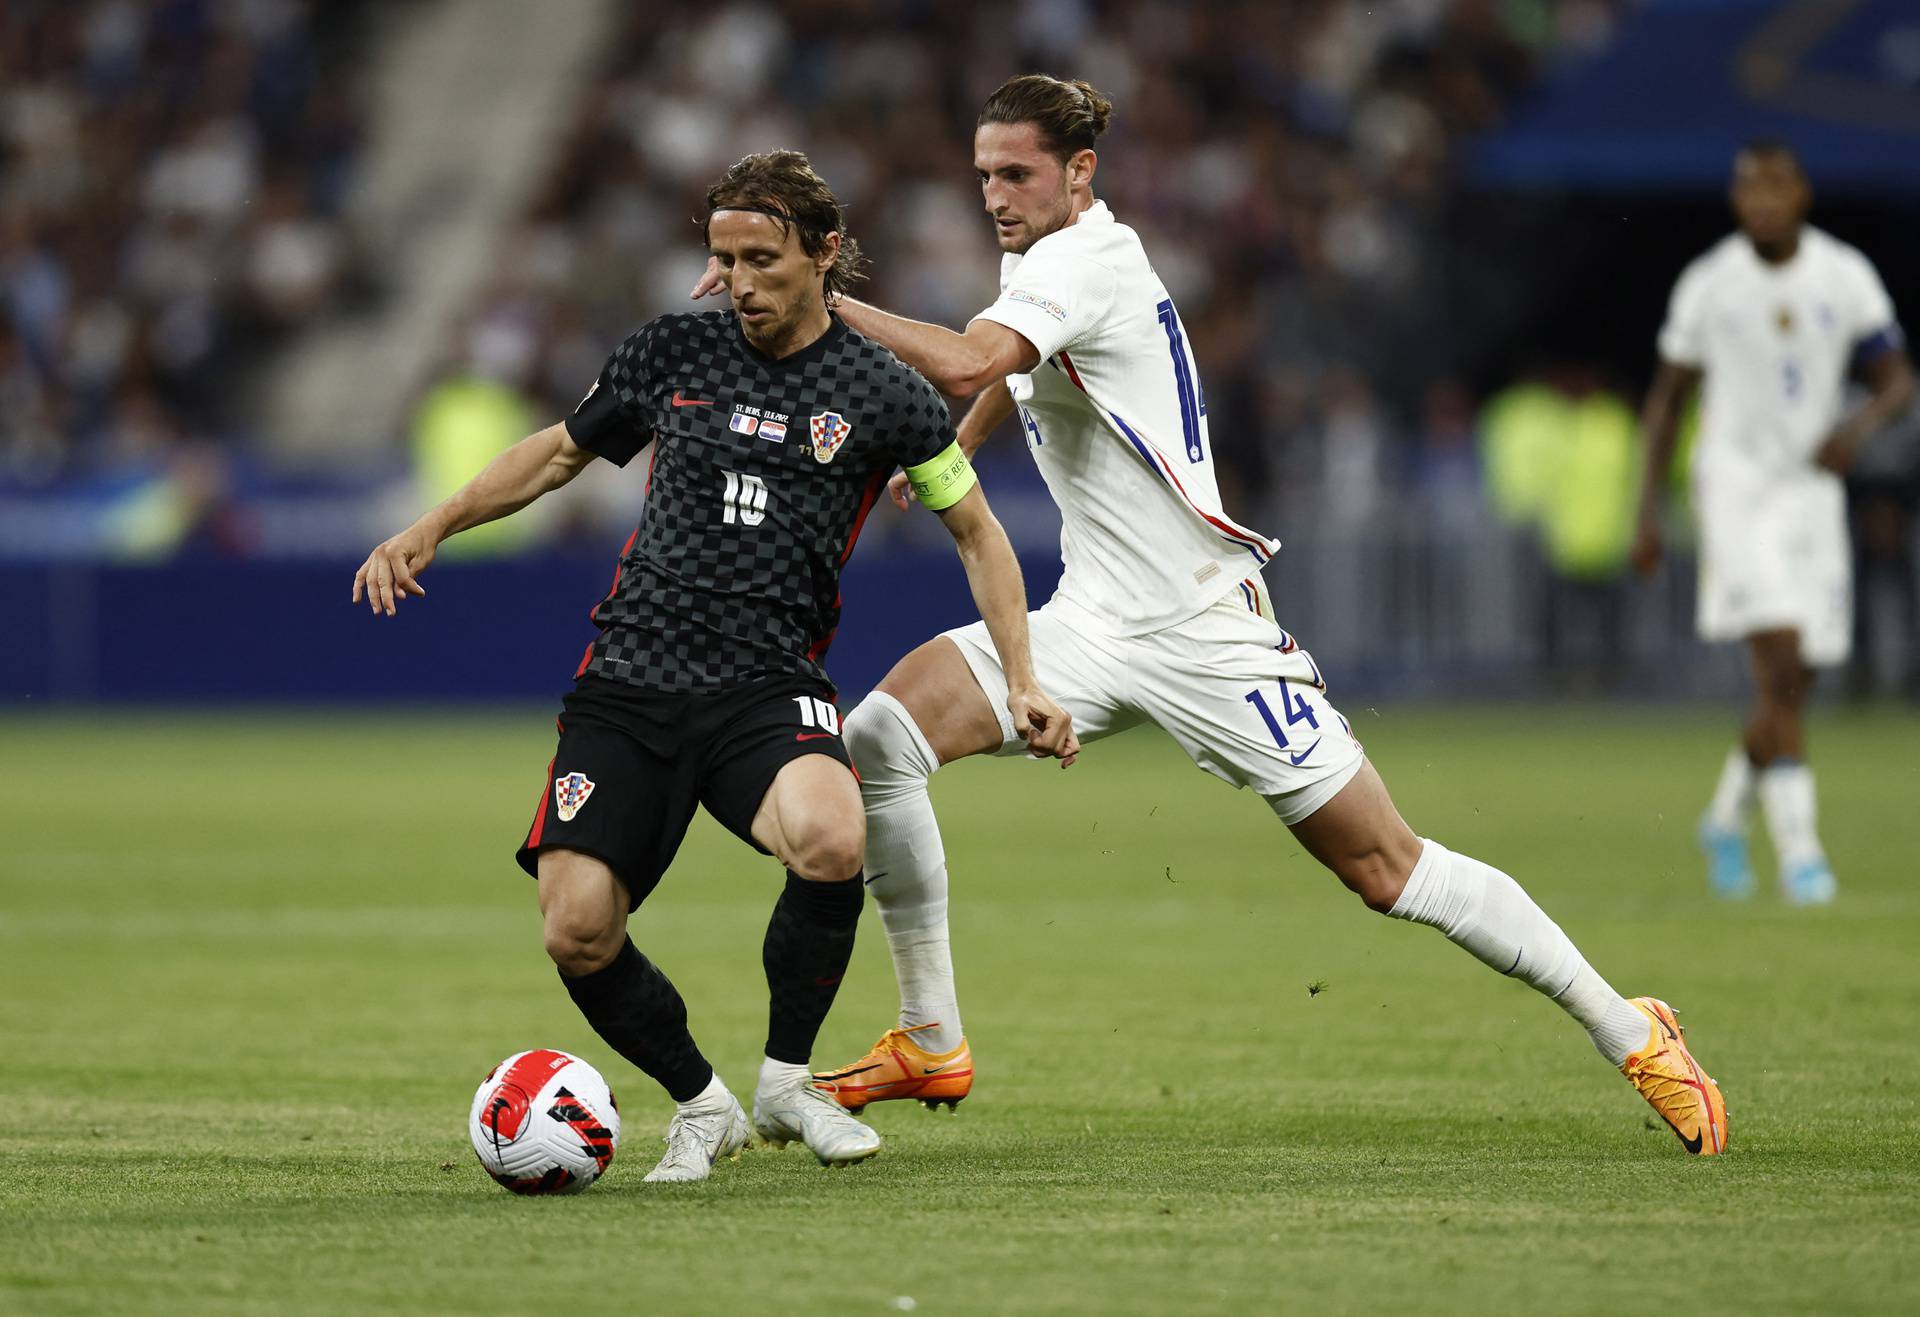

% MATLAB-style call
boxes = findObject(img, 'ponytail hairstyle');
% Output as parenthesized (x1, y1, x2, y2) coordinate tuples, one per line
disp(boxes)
(977, 74, 1113, 162)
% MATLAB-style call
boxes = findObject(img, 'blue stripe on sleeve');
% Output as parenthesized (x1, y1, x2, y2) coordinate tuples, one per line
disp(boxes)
(1851, 324, 1906, 373)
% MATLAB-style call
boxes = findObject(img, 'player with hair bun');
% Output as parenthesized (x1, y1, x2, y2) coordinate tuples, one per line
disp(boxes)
(694, 75, 1728, 1156)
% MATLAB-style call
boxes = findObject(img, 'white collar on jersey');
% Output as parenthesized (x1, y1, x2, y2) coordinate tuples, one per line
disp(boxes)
(1071, 199, 1113, 227)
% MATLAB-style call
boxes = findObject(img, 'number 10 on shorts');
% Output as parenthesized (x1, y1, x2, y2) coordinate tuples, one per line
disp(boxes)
(793, 696, 840, 735)
(1245, 683, 1319, 747)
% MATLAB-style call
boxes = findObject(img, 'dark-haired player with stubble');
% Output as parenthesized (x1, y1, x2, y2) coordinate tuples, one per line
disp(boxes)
(355, 150, 1076, 1181)
(1633, 140, 1912, 905)
(696, 75, 1728, 1155)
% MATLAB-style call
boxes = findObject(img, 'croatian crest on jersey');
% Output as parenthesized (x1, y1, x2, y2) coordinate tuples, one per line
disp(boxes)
(554, 772, 596, 822)
(809, 411, 852, 464)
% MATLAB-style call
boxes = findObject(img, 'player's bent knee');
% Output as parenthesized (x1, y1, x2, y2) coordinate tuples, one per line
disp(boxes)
(873, 638, 1003, 764)
(1756, 669, 1803, 710)
(786, 819, 866, 884)
(1322, 836, 1420, 913)
(1342, 857, 1408, 914)
(840, 699, 895, 773)
(542, 912, 623, 977)
(534, 852, 628, 976)
(843, 692, 940, 797)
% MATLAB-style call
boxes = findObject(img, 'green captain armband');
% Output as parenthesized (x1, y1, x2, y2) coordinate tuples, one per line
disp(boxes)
(905, 441, 978, 511)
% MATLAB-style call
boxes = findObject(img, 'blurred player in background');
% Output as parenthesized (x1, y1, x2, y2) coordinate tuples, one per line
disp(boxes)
(698, 75, 1726, 1155)
(1634, 141, 1913, 904)
(355, 151, 1075, 1181)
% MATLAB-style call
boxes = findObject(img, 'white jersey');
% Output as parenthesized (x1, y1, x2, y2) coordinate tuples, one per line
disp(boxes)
(971, 200, 1279, 634)
(1658, 226, 1901, 499)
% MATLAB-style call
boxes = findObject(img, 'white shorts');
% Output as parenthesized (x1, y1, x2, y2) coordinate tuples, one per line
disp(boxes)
(1695, 477, 1851, 666)
(942, 582, 1366, 825)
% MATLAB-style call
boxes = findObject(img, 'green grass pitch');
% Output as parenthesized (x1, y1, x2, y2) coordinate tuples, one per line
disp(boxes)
(4, 703, 1918, 1313)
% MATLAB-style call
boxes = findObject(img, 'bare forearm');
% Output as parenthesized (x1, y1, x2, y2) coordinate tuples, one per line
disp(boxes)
(957, 381, 1016, 457)
(837, 298, 1011, 398)
(419, 423, 587, 543)
(954, 515, 1035, 692)
(1637, 412, 1681, 516)
(1835, 355, 1916, 447)
(1637, 366, 1695, 517)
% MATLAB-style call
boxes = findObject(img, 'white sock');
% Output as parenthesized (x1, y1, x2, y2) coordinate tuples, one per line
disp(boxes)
(678, 1070, 733, 1115)
(757, 1057, 811, 1096)
(1758, 760, 1824, 868)
(1389, 839, 1649, 1066)
(843, 692, 964, 1053)
(1704, 747, 1755, 833)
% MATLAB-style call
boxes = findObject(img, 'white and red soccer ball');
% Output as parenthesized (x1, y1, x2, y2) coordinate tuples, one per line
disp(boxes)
(469, 1049, 620, 1194)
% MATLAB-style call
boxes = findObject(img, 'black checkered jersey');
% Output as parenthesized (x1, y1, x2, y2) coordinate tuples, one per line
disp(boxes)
(564, 311, 955, 694)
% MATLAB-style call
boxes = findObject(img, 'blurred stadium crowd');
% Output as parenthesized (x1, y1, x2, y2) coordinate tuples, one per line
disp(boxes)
(1, 0, 367, 477)
(2, 0, 1638, 502)
(448, 0, 1634, 524)
(3, 0, 1915, 694)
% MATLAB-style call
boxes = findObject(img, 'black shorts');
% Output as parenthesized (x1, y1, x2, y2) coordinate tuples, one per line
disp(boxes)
(514, 673, 854, 909)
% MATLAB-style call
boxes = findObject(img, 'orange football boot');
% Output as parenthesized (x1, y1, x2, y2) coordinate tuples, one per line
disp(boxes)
(1621, 997, 1728, 1155)
(813, 1024, 973, 1112)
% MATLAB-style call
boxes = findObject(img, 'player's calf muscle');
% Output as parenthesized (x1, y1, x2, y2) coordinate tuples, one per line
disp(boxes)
(1289, 766, 1423, 912)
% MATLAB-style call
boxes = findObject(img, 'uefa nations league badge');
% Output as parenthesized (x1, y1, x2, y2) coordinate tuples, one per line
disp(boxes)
(809, 411, 852, 464)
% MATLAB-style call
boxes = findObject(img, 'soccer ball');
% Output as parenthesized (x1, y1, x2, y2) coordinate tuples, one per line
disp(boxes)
(469, 1049, 620, 1194)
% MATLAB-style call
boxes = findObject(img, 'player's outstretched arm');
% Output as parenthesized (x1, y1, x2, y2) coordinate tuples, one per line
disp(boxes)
(693, 259, 1037, 397)
(889, 382, 1016, 510)
(836, 299, 1037, 399)
(692, 254, 1032, 395)
(1631, 360, 1702, 578)
(931, 483, 1078, 766)
(1814, 348, 1915, 474)
(351, 422, 597, 617)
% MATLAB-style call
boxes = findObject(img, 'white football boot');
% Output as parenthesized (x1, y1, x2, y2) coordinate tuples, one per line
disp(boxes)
(643, 1090, 752, 1182)
(753, 1079, 882, 1167)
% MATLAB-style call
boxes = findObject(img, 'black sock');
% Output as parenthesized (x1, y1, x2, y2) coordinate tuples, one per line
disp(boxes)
(762, 872, 864, 1065)
(560, 938, 713, 1103)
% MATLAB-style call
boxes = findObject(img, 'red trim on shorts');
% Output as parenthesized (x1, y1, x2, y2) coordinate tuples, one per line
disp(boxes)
(524, 754, 556, 850)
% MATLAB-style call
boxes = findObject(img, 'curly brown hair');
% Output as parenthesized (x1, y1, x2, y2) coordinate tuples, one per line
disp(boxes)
(978, 74, 1113, 162)
(703, 151, 867, 302)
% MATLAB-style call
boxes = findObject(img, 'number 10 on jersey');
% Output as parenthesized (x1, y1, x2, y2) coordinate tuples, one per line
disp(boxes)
(722, 470, 768, 526)
(793, 696, 840, 734)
